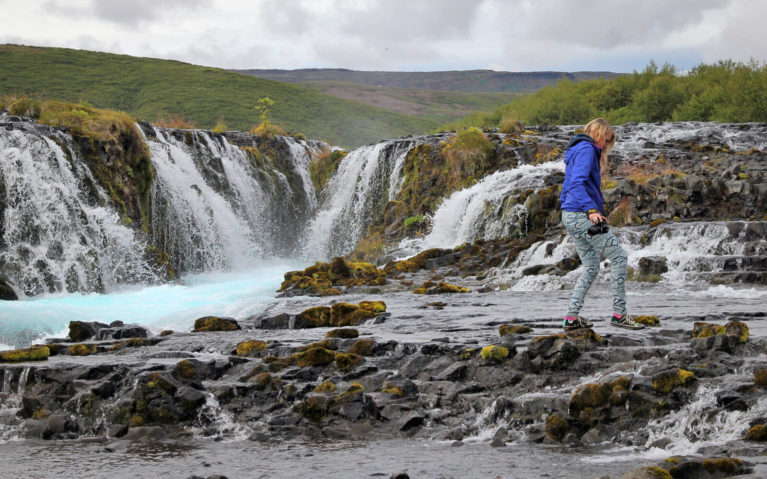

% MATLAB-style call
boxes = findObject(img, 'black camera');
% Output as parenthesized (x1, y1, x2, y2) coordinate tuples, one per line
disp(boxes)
(587, 219, 609, 236)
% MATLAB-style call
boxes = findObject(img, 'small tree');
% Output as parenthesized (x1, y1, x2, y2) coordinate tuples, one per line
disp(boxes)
(255, 97, 275, 127)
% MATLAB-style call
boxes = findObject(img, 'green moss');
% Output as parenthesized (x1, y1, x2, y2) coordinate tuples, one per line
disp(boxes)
(174, 359, 196, 380)
(570, 383, 610, 411)
(459, 348, 474, 361)
(0, 345, 50, 362)
(298, 339, 338, 352)
(329, 302, 380, 327)
(498, 324, 533, 337)
(413, 281, 470, 294)
(334, 352, 363, 370)
(128, 415, 145, 427)
(69, 343, 95, 356)
(313, 381, 337, 393)
(644, 466, 672, 479)
(664, 457, 680, 465)
(702, 458, 743, 473)
(192, 316, 240, 332)
(692, 320, 749, 343)
(236, 340, 268, 357)
(349, 338, 376, 356)
(725, 320, 749, 343)
(745, 424, 767, 441)
(159, 330, 174, 336)
(293, 347, 336, 368)
(325, 328, 360, 339)
(545, 413, 568, 441)
(634, 315, 660, 326)
(294, 396, 328, 422)
(652, 369, 695, 394)
(381, 384, 404, 396)
(298, 306, 332, 327)
(754, 368, 767, 387)
(480, 345, 509, 363)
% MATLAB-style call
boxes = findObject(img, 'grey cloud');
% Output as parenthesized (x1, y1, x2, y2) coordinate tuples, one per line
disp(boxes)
(91, 0, 210, 27)
(521, 0, 727, 48)
(313, 38, 441, 70)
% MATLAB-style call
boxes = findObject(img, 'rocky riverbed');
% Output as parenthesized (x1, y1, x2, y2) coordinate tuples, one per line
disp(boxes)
(2, 251, 767, 478)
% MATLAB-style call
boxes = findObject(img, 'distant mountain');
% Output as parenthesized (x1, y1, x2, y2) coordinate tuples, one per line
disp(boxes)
(232, 68, 621, 93)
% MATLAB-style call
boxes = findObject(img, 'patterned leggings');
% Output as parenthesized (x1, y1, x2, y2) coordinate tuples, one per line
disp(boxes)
(562, 210, 628, 316)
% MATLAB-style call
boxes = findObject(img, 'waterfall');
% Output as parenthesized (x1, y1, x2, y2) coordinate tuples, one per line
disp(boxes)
(0, 129, 159, 297)
(302, 139, 415, 260)
(397, 161, 565, 256)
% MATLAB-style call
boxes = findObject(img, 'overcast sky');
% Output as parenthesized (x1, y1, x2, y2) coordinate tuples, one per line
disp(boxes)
(2, 0, 765, 73)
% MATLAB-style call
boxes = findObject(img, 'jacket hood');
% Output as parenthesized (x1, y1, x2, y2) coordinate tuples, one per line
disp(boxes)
(567, 133, 595, 148)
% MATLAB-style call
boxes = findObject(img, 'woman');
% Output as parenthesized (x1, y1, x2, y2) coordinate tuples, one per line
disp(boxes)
(559, 118, 644, 331)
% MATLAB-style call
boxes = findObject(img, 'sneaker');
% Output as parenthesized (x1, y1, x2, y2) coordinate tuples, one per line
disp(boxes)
(563, 315, 593, 331)
(610, 313, 646, 330)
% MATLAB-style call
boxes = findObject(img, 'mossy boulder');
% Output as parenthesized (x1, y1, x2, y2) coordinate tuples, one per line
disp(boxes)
(413, 281, 470, 294)
(298, 339, 338, 352)
(692, 321, 748, 343)
(279, 257, 386, 296)
(651, 368, 695, 394)
(571, 383, 610, 412)
(745, 424, 767, 441)
(545, 413, 568, 441)
(480, 345, 509, 363)
(325, 328, 359, 339)
(754, 368, 767, 387)
(634, 315, 660, 326)
(297, 306, 332, 327)
(0, 345, 50, 362)
(293, 347, 336, 368)
(192, 316, 240, 332)
(724, 320, 749, 343)
(69, 344, 95, 356)
(68, 320, 108, 342)
(384, 248, 450, 274)
(701, 458, 745, 475)
(235, 340, 268, 357)
(334, 352, 364, 370)
(499, 324, 533, 337)
(329, 302, 384, 327)
(349, 338, 377, 356)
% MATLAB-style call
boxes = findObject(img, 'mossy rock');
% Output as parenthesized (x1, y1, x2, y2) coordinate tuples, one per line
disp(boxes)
(413, 281, 470, 295)
(545, 413, 568, 441)
(174, 359, 197, 380)
(644, 466, 672, 479)
(651, 368, 695, 394)
(313, 381, 337, 393)
(329, 302, 380, 327)
(754, 368, 767, 387)
(359, 300, 386, 313)
(0, 345, 50, 362)
(384, 248, 448, 274)
(724, 320, 749, 343)
(570, 383, 610, 412)
(69, 343, 95, 356)
(565, 328, 605, 344)
(294, 395, 330, 422)
(499, 324, 533, 337)
(745, 424, 767, 441)
(480, 345, 509, 363)
(293, 347, 336, 368)
(335, 352, 364, 370)
(235, 340, 268, 357)
(349, 338, 376, 356)
(192, 316, 240, 332)
(159, 330, 174, 336)
(298, 339, 338, 352)
(325, 328, 359, 339)
(298, 306, 332, 327)
(701, 458, 744, 474)
(381, 383, 404, 396)
(634, 315, 660, 326)
(68, 320, 104, 342)
(692, 321, 748, 343)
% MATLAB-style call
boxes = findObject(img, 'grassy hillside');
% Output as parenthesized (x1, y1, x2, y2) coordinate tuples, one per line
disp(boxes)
(440, 60, 767, 130)
(0, 44, 439, 147)
(234, 68, 619, 93)
(296, 80, 518, 123)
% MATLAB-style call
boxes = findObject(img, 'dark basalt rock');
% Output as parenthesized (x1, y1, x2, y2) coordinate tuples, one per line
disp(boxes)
(68, 320, 110, 342)
(0, 277, 18, 300)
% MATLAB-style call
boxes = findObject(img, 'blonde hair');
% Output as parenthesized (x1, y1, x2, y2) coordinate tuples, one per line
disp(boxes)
(584, 118, 616, 172)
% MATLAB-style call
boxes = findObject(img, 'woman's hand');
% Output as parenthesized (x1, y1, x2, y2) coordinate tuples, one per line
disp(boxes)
(588, 212, 606, 223)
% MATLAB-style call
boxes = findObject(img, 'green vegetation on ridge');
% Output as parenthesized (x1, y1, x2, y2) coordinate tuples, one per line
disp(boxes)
(0, 44, 435, 147)
(441, 60, 767, 130)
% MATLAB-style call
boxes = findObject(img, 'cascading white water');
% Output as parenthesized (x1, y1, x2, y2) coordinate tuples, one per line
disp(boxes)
(149, 129, 265, 272)
(0, 130, 159, 297)
(397, 161, 565, 256)
(302, 140, 414, 260)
